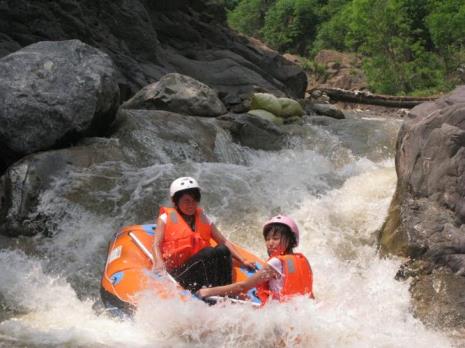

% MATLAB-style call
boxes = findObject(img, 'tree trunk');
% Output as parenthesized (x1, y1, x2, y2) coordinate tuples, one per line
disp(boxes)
(314, 87, 438, 108)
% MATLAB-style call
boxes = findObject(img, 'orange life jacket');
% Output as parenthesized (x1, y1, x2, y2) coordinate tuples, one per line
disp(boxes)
(256, 253, 314, 304)
(159, 206, 212, 270)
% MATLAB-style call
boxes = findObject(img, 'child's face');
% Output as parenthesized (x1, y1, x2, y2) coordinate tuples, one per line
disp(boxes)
(177, 193, 198, 216)
(265, 230, 288, 257)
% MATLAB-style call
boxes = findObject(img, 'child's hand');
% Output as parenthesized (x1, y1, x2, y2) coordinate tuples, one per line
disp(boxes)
(242, 260, 257, 271)
(196, 288, 210, 299)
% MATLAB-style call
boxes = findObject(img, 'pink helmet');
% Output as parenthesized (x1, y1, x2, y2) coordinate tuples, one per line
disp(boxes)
(263, 215, 300, 246)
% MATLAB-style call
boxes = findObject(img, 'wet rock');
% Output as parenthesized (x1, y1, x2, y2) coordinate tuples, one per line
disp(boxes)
(0, 139, 126, 237)
(308, 102, 345, 119)
(247, 110, 283, 125)
(379, 85, 465, 328)
(0, 105, 292, 237)
(0, 40, 120, 173)
(122, 73, 226, 117)
(114, 108, 219, 164)
(410, 269, 465, 329)
(217, 113, 286, 151)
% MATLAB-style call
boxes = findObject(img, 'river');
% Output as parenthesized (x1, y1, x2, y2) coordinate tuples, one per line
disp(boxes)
(0, 111, 456, 347)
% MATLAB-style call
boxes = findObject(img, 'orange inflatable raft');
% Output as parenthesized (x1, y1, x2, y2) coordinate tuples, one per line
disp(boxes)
(100, 224, 264, 315)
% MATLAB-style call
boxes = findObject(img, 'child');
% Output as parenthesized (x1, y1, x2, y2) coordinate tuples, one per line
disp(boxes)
(152, 176, 255, 293)
(197, 215, 314, 304)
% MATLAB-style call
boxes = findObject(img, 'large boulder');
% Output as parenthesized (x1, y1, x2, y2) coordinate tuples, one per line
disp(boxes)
(0, 40, 120, 172)
(113, 108, 220, 164)
(2, 106, 290, 236)
(379, 85, 465, 328)
(0, 1, 307, 109)
(0, 139, 127, 237)
(122, 73, 226, 117)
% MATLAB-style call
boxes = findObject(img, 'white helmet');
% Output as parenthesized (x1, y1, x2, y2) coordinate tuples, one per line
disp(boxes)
(169, 177, 200, 198)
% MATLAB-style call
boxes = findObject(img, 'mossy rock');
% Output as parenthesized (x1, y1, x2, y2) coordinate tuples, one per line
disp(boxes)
(250, 93, 282, 116)
(247, 109, 283, 125)
(277, 97, 304, 118)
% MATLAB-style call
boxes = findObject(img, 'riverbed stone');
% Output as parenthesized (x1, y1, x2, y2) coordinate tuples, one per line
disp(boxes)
(0, 40, 120, 173)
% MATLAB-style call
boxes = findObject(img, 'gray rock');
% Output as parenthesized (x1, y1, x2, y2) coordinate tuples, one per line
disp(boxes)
(0, 139, 126, 237)
(0, 100, 293, 237)
(310, 103, 345, 119)
(0, 1, 307, 109)
(114, 108, 220, 164)
(122, 73, 227, 117)
(0, 40, 120, 172)
(410, 270, 465, 329)
(217, 113, 286, 151)
(379, 85, 465, 328)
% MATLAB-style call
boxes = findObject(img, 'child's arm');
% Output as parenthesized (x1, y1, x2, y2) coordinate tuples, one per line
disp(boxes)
(196, 264, 278, 298)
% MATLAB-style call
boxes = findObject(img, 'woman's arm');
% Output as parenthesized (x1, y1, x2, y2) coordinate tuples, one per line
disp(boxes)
(197, 264, 278, 298)
(211, 223, 256, 269)
(152, 218, 166, 272)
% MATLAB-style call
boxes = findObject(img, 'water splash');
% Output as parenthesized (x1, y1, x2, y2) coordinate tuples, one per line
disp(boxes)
(0, 114, 456, 347)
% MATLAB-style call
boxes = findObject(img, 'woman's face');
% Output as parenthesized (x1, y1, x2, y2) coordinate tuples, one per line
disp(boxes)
(265, 230, 288, 257)
(177, 193, 198, 216)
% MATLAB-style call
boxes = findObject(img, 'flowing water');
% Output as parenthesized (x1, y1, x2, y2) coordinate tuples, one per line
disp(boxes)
(0, 112, 458, 347)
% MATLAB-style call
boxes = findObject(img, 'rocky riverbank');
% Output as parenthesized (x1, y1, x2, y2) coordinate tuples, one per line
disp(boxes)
(379, 86, 465, 329)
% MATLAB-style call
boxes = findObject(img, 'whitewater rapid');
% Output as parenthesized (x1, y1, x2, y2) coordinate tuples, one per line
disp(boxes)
(0, 112, 457, 347)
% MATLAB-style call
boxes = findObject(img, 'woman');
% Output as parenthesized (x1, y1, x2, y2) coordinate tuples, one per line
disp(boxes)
(152, 176, 255, 292)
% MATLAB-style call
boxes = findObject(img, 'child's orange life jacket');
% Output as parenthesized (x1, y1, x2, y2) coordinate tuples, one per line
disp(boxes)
(256, 253, 314, 304)
(159, 207, 212, 270)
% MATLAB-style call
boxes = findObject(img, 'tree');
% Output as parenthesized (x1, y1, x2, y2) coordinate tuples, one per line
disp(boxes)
(426, 0, 465, 72)
(228, 0, 272, 37)
(261, 0, 320, 53)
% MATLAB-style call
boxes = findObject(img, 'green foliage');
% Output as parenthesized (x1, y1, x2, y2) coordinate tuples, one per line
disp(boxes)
(312, 3, 352, 54)
(224, 0, 241, 9)
(426, 0, 465, 72)
(226, 0, 465, 95)
(261, 0, 320, 53)
(227, 0, 272, 36)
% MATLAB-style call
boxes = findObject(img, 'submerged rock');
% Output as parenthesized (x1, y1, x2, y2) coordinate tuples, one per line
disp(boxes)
(0, 40, 120, 173)
(379, 85, 465, 328)
(122, 73, 226, 117)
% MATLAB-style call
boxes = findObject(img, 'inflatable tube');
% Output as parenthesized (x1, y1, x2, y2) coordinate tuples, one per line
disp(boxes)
(100, 224, 264, 314)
